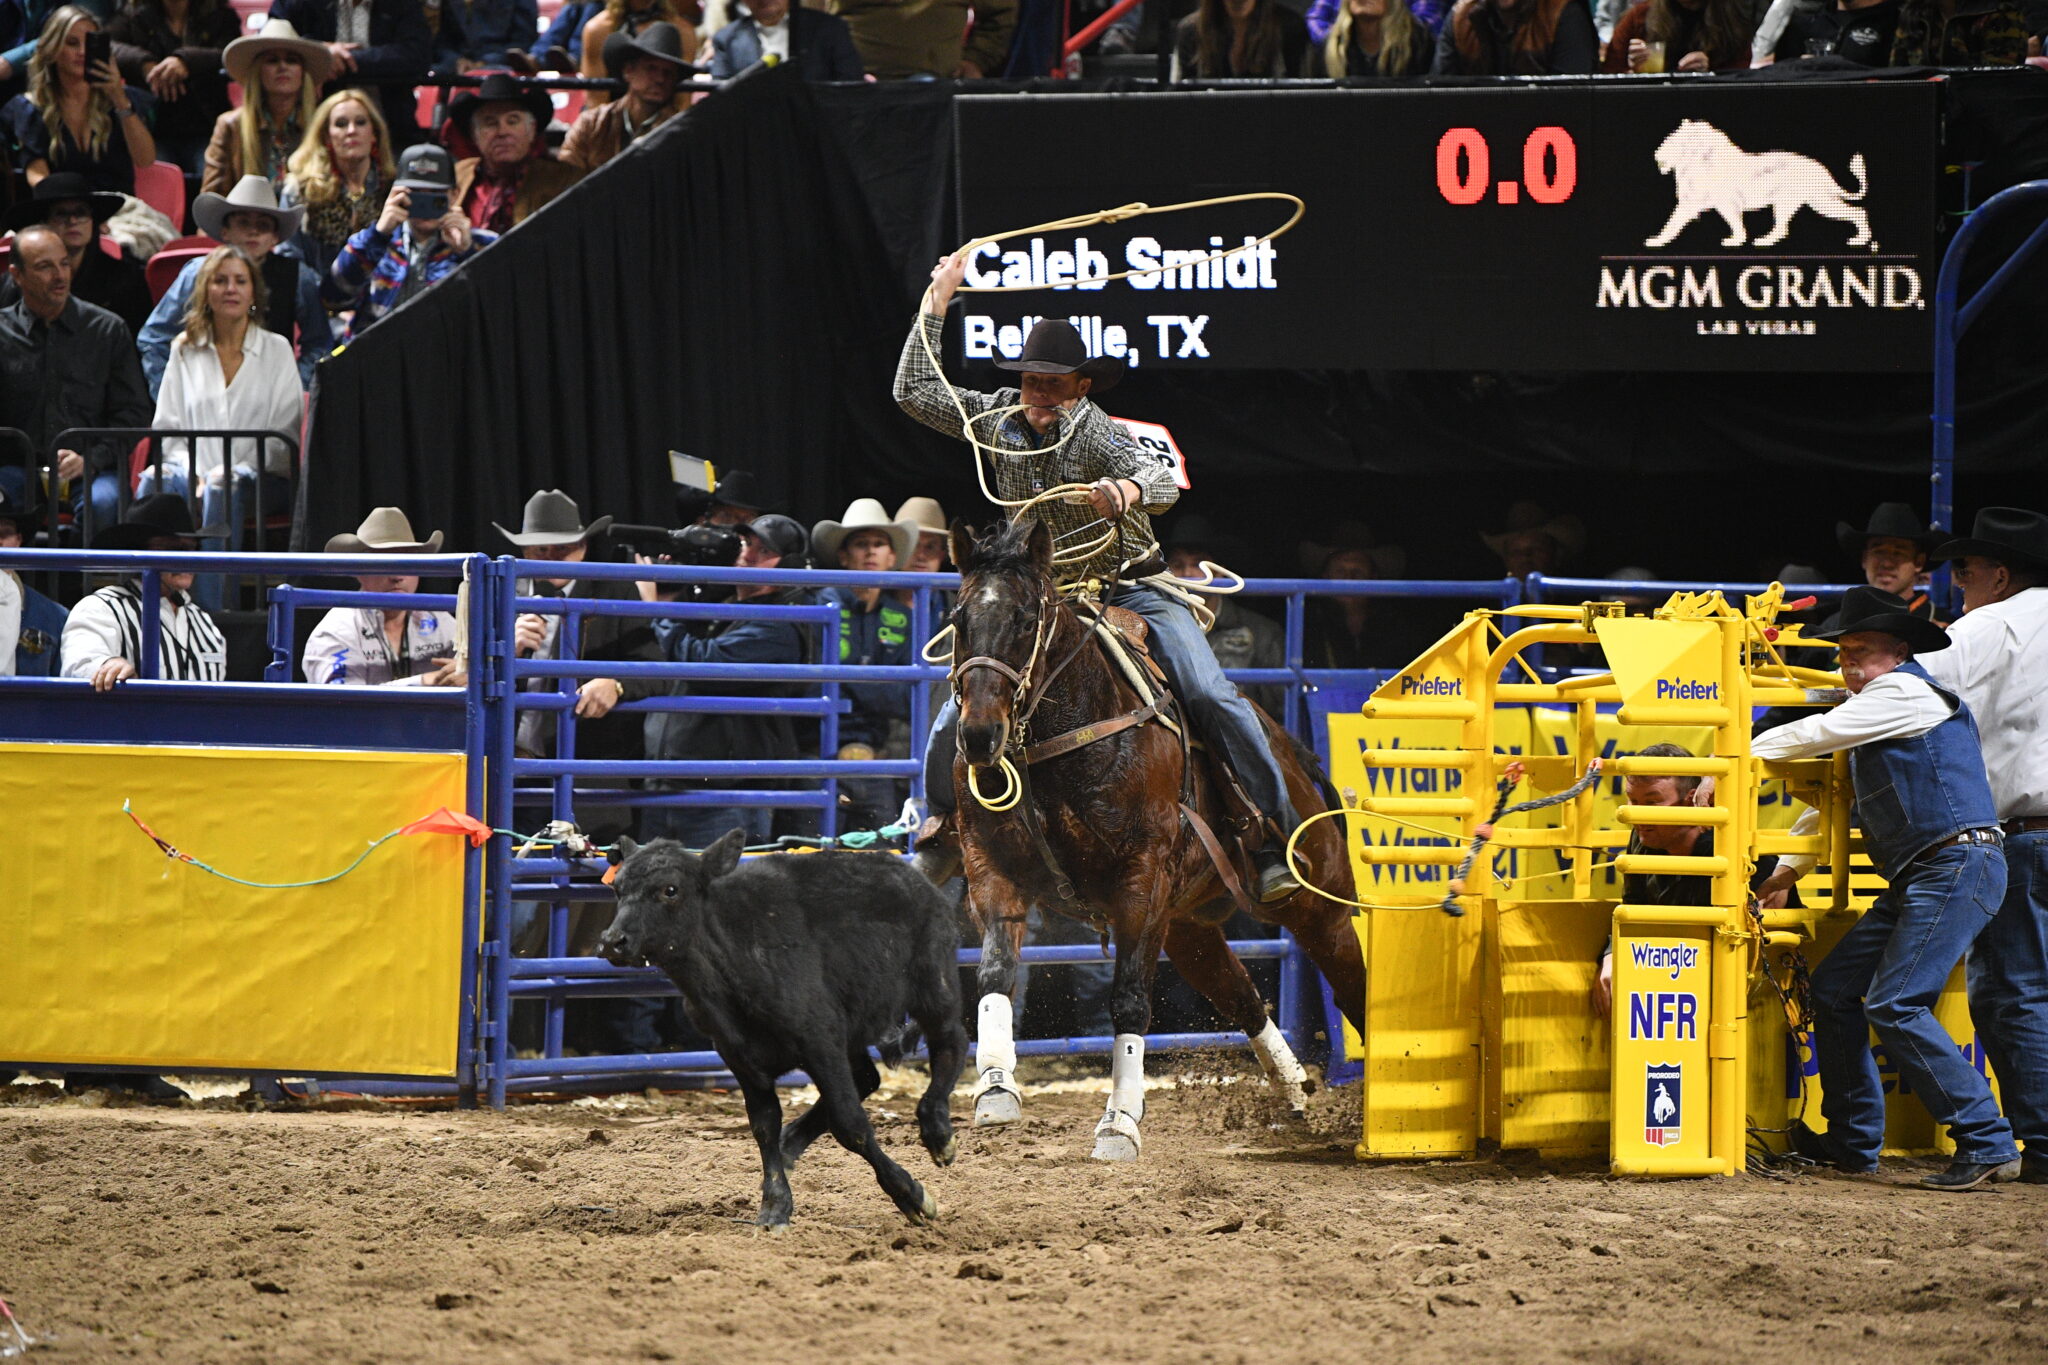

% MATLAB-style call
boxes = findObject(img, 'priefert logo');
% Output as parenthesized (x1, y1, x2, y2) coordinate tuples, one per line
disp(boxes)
(1400, 675, 1462, 697)
(1656, 678, 1719, 700)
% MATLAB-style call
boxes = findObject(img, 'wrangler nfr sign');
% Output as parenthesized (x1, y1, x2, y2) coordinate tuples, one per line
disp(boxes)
(954, 82, 1938, 372)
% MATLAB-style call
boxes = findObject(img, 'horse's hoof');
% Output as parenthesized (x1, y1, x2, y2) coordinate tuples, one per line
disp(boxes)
(756, 1212, 791, 1234)
(1091, 1110, 1142, 1162)
(907, 1190, 940, 1224)
(974, 1086, 1022, 1126)
(931, 1134, 958, 1167)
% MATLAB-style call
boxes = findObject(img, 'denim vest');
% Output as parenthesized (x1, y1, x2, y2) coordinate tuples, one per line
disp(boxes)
(1849, 660, 1999, 881)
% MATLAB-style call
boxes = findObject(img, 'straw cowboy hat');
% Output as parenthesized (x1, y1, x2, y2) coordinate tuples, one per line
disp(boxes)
(1810, 586, 1950, 656)
(494, 490, 612, 547)
(602, 20, 698, 77)
(994, 319, 1123, 395)
(1481, 501, 1585, 566)
(224, 18, 335, 88)
(812, 498, 918, 566)
(1836, 502, 1936, 559)
(96, 493, 224, 550)
(1298, 518, 1407, 578)
(894, 497, 947, 539)
(325, 507, 444, 553)
(193, 174, 303, 242)
(447, 71, 555, 138)
(1931, 507, 2048, 574)
(3, 171, 123, 233)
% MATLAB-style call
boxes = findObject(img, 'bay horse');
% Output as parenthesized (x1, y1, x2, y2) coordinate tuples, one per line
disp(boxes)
(945, 517, 1367, 1161)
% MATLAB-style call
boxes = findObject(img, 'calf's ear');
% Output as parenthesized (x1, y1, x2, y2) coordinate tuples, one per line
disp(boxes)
(697, 827, 748, 883)
(612, 836, 639, 865)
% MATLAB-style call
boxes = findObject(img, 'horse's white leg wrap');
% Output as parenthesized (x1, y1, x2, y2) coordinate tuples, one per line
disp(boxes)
(1250, 1019, 1310, 1119)
(973, 993, 1022, 1127)
(1091, 1034, 1145, 1162)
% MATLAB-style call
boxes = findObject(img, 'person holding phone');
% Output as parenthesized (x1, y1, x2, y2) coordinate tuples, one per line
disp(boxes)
(328, 141, 495, 340)
(0, 5, 157, 195)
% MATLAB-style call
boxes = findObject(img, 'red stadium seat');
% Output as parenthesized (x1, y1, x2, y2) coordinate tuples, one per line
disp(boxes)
(146, 243, 218, 302)
(135, 160, 187, 231)
(551, 87, 586, 126)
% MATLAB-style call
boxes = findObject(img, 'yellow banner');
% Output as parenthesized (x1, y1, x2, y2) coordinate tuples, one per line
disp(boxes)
(0, 743, 468, 1077)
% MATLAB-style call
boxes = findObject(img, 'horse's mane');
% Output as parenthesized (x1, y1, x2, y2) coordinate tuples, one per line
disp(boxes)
(965, 517, 1050, 584)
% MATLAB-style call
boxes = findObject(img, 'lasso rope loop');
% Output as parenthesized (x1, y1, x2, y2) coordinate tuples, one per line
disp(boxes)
(1440, 760, 1605, 917)
(921, 193, 1306, 568)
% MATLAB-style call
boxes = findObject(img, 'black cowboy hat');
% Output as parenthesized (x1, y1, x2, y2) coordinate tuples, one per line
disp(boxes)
(1811, 585, 1950, 655)
(1931, 507, 2048, 573)
(3, 171, 124, 234)
(707, 469, 773, 514)
(993, 319, 1124, 395)
(94, 493, 224, 550)
(494, 489, 613, 547)
(602, 20, 698, 77)
(447, 72, 555, 137)
(1836, 502, 1935, 558)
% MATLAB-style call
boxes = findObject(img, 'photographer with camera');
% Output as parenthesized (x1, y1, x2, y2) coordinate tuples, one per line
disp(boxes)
(329, 143, 494, 340)
(636, 512, 818, 849)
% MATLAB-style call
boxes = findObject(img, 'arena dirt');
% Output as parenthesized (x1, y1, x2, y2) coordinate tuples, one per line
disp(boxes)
(5, 1063, 2047, 1364)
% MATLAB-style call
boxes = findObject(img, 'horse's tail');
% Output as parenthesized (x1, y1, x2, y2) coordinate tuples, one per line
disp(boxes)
(1844, 153, 1868, 202)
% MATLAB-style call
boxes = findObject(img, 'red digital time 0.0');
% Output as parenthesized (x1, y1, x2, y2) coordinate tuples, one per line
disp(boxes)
(1435, 127, 1578, 205)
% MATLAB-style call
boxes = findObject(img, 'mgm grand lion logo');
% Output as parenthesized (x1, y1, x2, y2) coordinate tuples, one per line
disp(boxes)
(1644, 119, 1876, 253)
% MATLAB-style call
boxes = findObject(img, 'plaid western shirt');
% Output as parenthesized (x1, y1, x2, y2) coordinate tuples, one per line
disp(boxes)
(895, 313, 1180, 585)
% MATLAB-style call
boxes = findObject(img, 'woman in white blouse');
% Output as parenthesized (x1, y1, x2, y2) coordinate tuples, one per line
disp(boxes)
(147, 242, 304, 607)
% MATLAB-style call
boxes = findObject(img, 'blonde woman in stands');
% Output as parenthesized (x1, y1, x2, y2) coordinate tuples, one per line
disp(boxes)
(1308, 0, 1433, 72)
(578, 0, 696, 101)
(282, 87, 395, 273)
(0, 6, 157, 194)
(201, 18, 330, 194)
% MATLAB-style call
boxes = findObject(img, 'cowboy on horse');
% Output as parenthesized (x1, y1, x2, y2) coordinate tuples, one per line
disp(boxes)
(897, 249, 1303, 905)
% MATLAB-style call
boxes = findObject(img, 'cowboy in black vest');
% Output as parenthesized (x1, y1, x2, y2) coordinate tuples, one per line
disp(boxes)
(1755, 586, 2019, 1190)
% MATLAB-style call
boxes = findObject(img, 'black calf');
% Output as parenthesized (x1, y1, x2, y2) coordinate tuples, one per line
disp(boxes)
(597, 830, 968, 1229)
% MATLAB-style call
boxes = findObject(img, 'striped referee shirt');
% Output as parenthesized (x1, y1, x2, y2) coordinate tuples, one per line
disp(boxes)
(61, 582, 227, 682)
(894, 313, 1180, 585)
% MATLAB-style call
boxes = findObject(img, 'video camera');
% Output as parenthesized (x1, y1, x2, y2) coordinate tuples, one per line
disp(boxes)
(611, 523, 744, 604)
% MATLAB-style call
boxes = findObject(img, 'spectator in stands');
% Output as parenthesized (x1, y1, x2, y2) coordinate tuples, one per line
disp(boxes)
(105, 0, 239, 185)
(1171, 0, 1310, 76)
(63, 491, 227, 688)
(435, 0, 540, 70)
(1166, 512, 1285, 718)
(561, 23, 688, 171)
(0, 483, 68, 677)
(448, 71, 579, 232)
(1601, 0, 1753, 69)
(498, 488, 666, 769)
(0, 172, 150, 331)
(1308, 0, 1447, 43)
(0, 224, 152, 530)
(894, 495, 948, 578)
(330, 142, 495, 339)
(1430, 0, 1596, 70)
(146, 243, 303, 606)
(640, 512, 815, 847)
(1891, 0, 2027, 60)
(1300, 521, 1430, 670)
(531, 0, 603, 67)
(1482, 499, 1583, 579)
(694, 467, 768, 526)
(263, 0, 433, 141)
(1308, 0, 1435, 72)
(203, 18, 330, 194)
(0, 0, 55, 102)
(580, 0, 695, 93)
(836, 0, 1015, 77)
(2, 6, 158, 195)
(304, 506, 465, 683)
(708, 0, 862, 77)
(814, 498, 917, 833)
(1752, 0, 1900, 61)
(1590, 743, 1788, 1013)
(1833, 502, 1936, 616)
(282, 87, 395, 273)
(140, 176, 329, 404)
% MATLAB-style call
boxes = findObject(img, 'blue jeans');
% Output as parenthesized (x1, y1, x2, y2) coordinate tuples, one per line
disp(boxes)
(1968, 829, 2048, 1151)
(1810, 841, 2018, 1166)
(924, 583, 1301, 830)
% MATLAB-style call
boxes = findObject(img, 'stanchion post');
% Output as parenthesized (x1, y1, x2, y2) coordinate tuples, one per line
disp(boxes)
(487, 556, 519, 1109)
(457, 554, 490, 1106)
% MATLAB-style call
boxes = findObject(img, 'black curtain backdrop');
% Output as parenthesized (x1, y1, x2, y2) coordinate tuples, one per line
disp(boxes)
(305, 67, 2048, 562)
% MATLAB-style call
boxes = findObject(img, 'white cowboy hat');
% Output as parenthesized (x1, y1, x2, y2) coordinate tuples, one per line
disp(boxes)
(192, 174, 304, 242)
(811, 497, 918, 566)
(325, 507, 444, 553)
(223, 18, 336, 89)
(894, 497, 947, 538)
